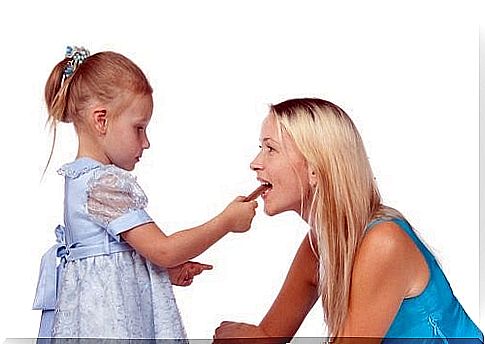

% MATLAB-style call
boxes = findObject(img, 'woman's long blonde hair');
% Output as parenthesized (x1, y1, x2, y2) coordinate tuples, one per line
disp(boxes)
(270, 98, 402, 337)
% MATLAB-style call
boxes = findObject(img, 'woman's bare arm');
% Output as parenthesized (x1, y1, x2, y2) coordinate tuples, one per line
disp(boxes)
(215, 233, 320, 342)
(338, 221, 429, 340)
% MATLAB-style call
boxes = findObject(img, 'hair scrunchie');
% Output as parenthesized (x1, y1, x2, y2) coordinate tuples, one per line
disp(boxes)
(62, 45, 90, 83)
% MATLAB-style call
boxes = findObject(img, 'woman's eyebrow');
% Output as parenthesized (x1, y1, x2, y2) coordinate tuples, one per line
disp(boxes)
(261, 137, 279, 145)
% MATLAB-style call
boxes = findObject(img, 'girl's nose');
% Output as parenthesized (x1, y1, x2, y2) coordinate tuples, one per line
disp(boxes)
(143, 135, 150, 150)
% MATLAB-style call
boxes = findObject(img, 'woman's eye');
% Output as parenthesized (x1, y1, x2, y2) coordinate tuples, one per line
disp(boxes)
(264, 145, 275, 153)
(259, 144, 275, 153)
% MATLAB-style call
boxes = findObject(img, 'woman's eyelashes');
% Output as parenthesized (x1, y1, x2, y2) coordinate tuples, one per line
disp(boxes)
(259, 143, 276, 153)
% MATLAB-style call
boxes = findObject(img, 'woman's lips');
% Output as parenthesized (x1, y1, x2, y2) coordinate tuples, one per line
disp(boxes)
(261, 186, 271, 199)
(244, 184, 271, 201)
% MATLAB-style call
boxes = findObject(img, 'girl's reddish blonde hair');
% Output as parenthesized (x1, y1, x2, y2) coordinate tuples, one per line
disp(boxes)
(43, 50, 152, 175)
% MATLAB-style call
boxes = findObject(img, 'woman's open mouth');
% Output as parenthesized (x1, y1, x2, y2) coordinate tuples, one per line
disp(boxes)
(260, 182, 272, 198)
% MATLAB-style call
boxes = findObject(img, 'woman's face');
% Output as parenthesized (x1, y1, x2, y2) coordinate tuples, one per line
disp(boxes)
(250, 114, 312, 218)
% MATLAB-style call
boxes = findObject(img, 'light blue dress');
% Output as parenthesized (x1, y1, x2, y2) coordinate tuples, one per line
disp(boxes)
(33, 157, 187, 340)
(368, 218, 483, 343)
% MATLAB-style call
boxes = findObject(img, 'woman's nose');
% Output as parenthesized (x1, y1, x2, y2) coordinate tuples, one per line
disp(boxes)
(250, 153, 263, 171)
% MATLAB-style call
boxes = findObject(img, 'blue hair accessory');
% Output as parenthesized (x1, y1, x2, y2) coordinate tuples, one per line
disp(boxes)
(62, 46, 90, 82)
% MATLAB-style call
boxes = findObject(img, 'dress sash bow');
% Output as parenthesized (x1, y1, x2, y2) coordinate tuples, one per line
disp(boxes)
(32, 225, 76, 310)
(33, 224, 134, 311)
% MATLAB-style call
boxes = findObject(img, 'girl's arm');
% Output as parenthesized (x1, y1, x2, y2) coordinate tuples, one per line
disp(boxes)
(338, 221, 429, 339)
(215, 233, 320, 341)
(122, 197, 257, 267)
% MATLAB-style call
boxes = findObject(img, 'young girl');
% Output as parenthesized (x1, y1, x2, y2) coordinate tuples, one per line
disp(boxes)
(32, 46, 258, 340)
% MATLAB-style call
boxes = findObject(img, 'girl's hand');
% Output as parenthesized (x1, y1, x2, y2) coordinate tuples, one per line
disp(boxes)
(220, 196, 258, 233)
(168, 261, 213, 286)
(214, 322, 282, 344)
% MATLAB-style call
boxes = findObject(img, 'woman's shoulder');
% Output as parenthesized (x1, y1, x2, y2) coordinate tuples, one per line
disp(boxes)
(357, 220, 430, 298)
(360, 221, 415, 262)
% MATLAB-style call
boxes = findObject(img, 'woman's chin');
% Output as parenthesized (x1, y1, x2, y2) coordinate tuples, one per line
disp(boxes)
(263, 204, 281, 216)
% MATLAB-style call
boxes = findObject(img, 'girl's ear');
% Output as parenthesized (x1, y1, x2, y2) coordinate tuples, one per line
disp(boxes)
(92, 108, 108, 135)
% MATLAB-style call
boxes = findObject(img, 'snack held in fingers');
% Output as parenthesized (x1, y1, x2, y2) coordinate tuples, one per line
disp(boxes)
(244, 184, 271, 202)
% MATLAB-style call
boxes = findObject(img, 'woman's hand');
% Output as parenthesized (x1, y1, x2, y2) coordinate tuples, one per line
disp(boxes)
(168, 261, 212, 286)
(214, 321, 287, 344)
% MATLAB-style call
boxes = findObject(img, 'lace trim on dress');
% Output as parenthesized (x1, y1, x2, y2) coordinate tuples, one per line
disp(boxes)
(86, 165, 148, 227)
(57, 158, 102, 179)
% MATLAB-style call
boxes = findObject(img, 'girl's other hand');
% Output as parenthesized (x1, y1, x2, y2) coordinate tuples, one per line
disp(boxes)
(168, 261, 213, 286)
(220, 196, 258, 233)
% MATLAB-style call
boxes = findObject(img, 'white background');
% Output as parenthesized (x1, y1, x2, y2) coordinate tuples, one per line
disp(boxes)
(0, 1, 482, 342)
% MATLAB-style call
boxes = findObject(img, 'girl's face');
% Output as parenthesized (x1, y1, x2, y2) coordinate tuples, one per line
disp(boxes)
(103, 93, 153, 171)
(250, 114, 312, 218)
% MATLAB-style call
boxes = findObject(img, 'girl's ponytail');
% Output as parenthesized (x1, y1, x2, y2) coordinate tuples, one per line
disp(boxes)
(45, 58, 71, 126)
(42, 47, 90, 178)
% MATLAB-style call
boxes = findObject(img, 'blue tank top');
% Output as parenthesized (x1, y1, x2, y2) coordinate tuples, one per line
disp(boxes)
(367, 218, 483, 343)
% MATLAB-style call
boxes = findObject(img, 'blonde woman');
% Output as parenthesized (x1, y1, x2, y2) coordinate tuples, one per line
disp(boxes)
(214, 98, 482, 342)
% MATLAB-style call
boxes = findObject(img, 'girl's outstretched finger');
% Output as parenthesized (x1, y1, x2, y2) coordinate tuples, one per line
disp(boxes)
(198, 262, 213, 270)
(190, 262, 213, 274)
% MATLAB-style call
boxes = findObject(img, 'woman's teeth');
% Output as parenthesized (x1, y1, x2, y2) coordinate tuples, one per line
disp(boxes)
(245, 183, 272, 201)
(261, 182, 272, 197)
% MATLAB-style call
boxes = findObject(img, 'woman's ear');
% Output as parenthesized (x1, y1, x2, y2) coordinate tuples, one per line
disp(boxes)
(308, 167, 318, 188)
(92, 108, 108, 135)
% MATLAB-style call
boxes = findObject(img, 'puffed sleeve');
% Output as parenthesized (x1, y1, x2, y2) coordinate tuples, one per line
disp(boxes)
(86, 165, 153, 241)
